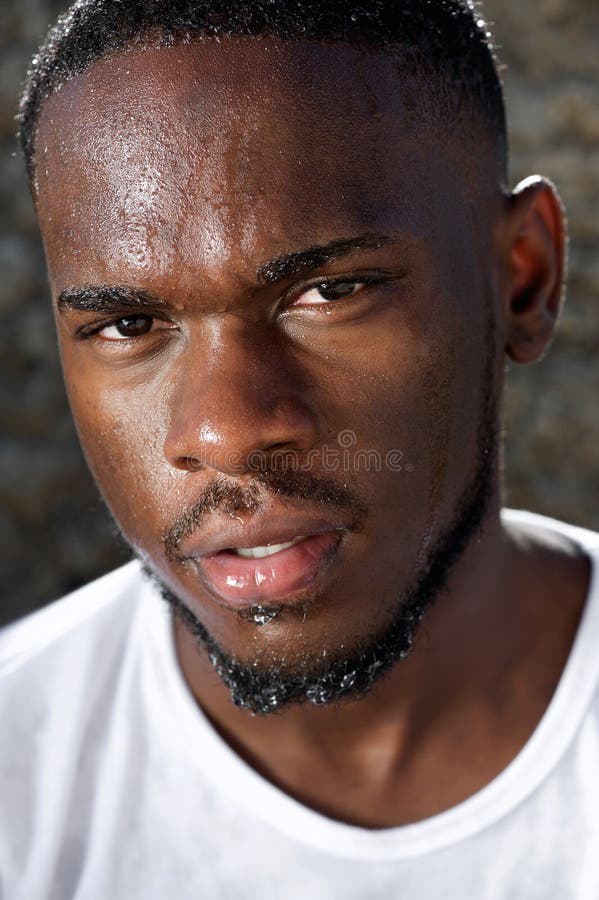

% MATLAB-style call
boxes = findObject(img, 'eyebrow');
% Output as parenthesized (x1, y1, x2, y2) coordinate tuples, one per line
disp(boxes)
(56, 284, 167, 313)
(56, 232, 396, 312)
(256, 232, 394, 284)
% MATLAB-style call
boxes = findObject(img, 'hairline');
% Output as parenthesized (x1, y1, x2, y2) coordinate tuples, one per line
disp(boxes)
(26, 31, 509, 196)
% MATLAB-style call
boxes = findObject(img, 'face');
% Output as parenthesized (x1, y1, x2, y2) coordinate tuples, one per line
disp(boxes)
(36, 38, 507, 709)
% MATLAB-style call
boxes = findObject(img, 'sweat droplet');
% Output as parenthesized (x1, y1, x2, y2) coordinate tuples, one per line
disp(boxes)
(240, 604, 280, 626)
(340, 671, 357, 690)
(310, 690, 331, 705)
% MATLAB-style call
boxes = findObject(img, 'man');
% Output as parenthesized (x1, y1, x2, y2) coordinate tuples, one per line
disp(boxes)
(1, 0, 597, 896)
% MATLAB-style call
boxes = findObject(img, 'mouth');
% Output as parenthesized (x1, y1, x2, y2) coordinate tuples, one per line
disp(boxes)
(180, 523, 346, 608)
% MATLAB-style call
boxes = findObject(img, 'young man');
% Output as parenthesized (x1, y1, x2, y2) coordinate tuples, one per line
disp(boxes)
(2, 1, 597, 897)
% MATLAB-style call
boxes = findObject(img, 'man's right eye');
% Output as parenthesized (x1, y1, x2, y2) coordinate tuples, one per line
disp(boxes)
(95, 315, 158, 341)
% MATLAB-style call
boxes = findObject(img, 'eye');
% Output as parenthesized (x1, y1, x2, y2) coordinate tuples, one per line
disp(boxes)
(292, 280, 365, 306)
(96, 315, 158, 341)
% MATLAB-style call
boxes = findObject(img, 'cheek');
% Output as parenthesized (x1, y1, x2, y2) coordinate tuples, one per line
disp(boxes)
(316, 292, 487, 541)
(317, 306, 460, 471)
(63, 363, 177, 542)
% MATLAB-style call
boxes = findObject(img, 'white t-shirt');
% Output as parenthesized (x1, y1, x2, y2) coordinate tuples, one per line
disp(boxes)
(1, 510, 599, 900)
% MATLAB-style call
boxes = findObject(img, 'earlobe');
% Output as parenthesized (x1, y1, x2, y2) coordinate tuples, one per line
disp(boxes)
(503, 176, 567, 364)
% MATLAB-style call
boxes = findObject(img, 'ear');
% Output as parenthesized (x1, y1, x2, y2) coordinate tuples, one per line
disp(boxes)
(502, 176, 567, 364)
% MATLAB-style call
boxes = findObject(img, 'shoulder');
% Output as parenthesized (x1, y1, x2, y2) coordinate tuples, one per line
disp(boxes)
(0, 560, 146, 679)
(0, 562, 156, 884)
(502, 507, 599, 655)
(502, 508, 599, 552)
(0, 560, 150, 781)
(0, 561, 152, 728)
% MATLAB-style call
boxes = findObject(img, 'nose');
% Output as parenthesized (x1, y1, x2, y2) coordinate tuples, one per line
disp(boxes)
(164, 319, 319, 476)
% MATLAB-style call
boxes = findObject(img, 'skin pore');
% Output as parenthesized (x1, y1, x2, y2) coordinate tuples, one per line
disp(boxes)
(35, 37, 590, 827)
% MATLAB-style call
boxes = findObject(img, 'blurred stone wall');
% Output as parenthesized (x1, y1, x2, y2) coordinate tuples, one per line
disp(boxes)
(0, 0, 130, 626)
(484, 0, 599, 533)
(1, 0, 597, 625)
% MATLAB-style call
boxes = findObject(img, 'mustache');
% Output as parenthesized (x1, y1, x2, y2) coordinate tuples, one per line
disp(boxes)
(162, 468, 368, 561)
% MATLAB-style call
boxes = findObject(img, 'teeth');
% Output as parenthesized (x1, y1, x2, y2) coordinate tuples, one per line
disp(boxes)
(235, 536, 306, 559)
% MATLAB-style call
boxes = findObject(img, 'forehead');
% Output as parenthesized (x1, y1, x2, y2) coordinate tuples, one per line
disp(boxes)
(35, 38, 487, 293)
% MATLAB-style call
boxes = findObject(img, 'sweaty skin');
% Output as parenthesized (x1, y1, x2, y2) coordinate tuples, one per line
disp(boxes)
(35, 38, 589, 827)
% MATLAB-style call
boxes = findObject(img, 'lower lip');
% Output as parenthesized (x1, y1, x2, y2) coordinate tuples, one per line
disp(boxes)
(195, 532, 341, 607)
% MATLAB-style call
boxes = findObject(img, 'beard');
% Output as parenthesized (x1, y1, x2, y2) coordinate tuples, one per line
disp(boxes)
(143, 392, 497, 716)
(143, 445, 494, 716)
(140, 313, 499, 716)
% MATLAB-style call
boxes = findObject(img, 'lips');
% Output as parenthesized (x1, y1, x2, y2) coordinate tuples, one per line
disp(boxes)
(196, 531, 342, 606)
(175, 510, 351, 609)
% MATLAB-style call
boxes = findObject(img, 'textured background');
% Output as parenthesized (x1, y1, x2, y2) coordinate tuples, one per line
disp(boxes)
(1, 0, 598, 625)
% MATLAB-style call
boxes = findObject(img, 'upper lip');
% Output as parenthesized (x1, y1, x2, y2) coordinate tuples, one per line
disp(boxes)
(175, 507, 355, 560)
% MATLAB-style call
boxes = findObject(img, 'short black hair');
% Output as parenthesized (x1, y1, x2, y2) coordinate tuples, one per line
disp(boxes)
(18, 0, 507, 188)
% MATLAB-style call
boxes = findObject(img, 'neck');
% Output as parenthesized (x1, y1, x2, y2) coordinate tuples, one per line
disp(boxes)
(172, 503, 590, 826)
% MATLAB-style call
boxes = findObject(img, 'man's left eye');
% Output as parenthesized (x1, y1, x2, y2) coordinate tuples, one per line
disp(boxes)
(293, 281, 364, 306)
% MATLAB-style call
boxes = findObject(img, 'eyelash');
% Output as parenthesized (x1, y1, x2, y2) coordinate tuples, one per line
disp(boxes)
(282, 273, 391, 310)
(74, 273, 394, 342)
(75, 315, 169, 341)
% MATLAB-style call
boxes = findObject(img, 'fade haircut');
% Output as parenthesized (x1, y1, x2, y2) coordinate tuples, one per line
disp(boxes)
(18, 0, 507, 189)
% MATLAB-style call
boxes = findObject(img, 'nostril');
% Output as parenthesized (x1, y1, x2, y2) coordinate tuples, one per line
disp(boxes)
(175, 455, 204, 472)
(246, 441, 305, 476)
